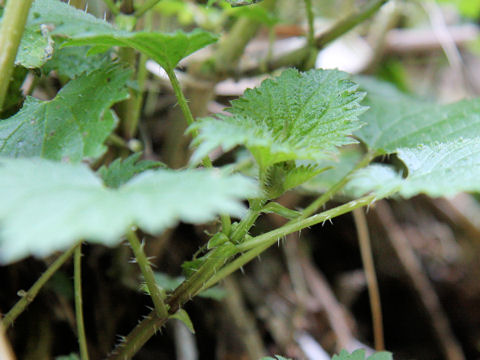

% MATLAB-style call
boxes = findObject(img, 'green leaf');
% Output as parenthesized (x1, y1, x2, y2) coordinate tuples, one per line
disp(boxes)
(350, 77, 480, 199)
(98, 153, 166, 189)
(8, 0, 116, 68)
(0, 64, 130, 162)
(170, 309, 195, 333)
(348, 138, 480, 198)
(355, 77, 480, 154)
(228, 5, 279, 26)
(28, 0, 116, 38)
(0, 157, 258, 264)
(190, 69, 366, 170)
(62, 28, 218, 72)
(55, 354, 80, 360)
(15, 26, 53, 69)
(332, 349, 392, 360)
(42, 45, 111, 79)
(263, 162, 328, 199)
(14, 0, 217, 72)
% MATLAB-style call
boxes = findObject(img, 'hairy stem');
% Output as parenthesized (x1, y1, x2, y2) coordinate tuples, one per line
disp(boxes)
(127, 230, 169, 319)
(207, 194, 377, 288)
(165, 68, 212, 168)
(230, 199, 266, 243)
(0, 0, 34, 111)
(110, 194, 379, 359)
(74, 244, 89, 360)
(109, 244, 237, 359)
(2, 244, 78, 328)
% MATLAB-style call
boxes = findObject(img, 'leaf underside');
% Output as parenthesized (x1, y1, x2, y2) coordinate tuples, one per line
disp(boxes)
(0, 157, 258, 264)
(0, 64, 130, 162)
(190, 68, 367, 169)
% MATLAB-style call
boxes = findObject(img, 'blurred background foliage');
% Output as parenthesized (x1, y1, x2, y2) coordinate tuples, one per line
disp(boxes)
(3, 0, 480, 359)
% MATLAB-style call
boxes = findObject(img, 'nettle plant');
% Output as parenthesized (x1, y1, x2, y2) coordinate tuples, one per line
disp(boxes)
(1, 0, 479, 359)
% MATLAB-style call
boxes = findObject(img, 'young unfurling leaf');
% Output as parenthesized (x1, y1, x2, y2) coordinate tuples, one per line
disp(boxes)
(189, 69, 366, 170)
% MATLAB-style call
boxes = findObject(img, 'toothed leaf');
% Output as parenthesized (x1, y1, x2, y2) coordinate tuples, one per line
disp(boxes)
(98, 153, 166, 189)
(62, 28, 218, 72)
(13, 0, 217, 72)
(348, 139, 480, 198)
(0, 157, 258, 264)
(355, 77, 480, 154)
(351, 77, 480, 199)
(190, 69, 366, 170)
(0, 65, 130, 162)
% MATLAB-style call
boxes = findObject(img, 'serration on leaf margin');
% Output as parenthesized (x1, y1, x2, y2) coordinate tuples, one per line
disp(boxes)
(189, 68, 367, 169)
(0, 158, 258, 264)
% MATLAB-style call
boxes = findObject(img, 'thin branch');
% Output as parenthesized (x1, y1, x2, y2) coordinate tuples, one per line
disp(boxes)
(264, 0, 389, 73)
(74, 244, 89, 360)
(2, 244, 78, 328)
(352, 208, 384, 350)
(127, 230, 169, 319)
(134, 0, 162, 18)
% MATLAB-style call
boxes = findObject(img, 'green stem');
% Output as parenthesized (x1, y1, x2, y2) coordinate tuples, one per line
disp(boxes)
(74, 244, 89, 360)
(165, 68, 212, 168)
(126, 230, 169, 319)
(206, 194, 377, 288)
(102, 0, 120, 15)
(166, 68, 233, 236)
(124, 11, 152, 139)
(304, 0, 315, 48)
(108, 244, 237, 360)
(230, 199, 265, 243)
(314, 0, 388, 49)
(2, 244, 78, 328)
(118, 46, 138, 139)
(134, 0, 162, 18)
(109, 194, 378, 359)
(0, 0, 34, 111)
(299, 150, 377, 220)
